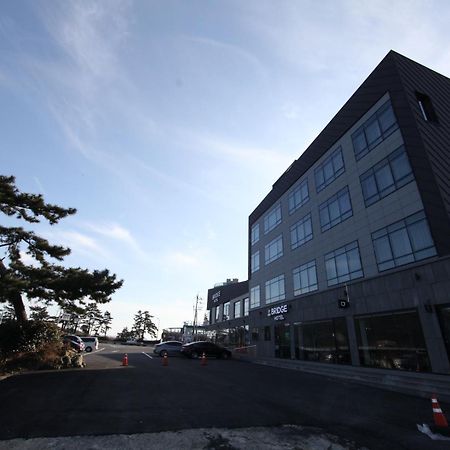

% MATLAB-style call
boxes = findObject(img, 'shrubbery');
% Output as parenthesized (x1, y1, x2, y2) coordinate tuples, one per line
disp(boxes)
(0, 320, 61, 357)
(0, 320, 70, 373)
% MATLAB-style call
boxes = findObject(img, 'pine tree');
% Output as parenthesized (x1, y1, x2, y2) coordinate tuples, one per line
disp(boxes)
(132, 310, 157, 340)
(29, 305, 50, 321)
(0, 175, 123, 323)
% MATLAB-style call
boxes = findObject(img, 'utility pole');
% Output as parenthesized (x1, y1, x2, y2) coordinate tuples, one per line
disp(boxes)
(193, 294, 202, 341)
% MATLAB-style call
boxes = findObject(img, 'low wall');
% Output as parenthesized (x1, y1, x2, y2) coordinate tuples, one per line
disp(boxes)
(253, 357, 450, 403)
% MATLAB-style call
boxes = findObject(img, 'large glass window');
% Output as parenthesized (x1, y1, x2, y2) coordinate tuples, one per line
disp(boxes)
(275, 324, 291, 359)
(288, 179, 309, 214)
(372, 211, 436, 272)
(352, 100, 399, 160)
(243, 297, 249, 316)
(314, 147, 345, 192)
(250, 285, 260, 309)
(355, 311, 430, 372)
(265, 235, 283, 265)
(251, 223, 260, 245)
(223, 302, 230, 321)
(251, 251, 260, 273)
(360, 146, 414, 207)
(290, 213, 313, 250)
(293, 260, 318, 296)
(233, 301, 241, 319)
(319, 186, 353, 232)
(265, 274, 285, 304)
(215, 305, 220, 322)
(437, 305, 450, 362)
(294, 318, 350, 364)
(325, 240, 363, 286)
(264, 204, 282, 234)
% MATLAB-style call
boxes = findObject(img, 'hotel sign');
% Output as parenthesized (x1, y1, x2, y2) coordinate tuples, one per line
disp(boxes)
(267, 304, 288, 321)
(212, 291, 221, 303)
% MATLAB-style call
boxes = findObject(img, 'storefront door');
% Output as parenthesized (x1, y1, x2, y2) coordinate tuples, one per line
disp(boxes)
(275, 324, 291, 359)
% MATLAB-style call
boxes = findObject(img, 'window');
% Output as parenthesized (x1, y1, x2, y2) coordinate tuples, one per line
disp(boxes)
(243, 297, 249, 316)
(290, 213, 313, 250)
(325, 241, 363, 286)
(251, 223, 260, 245)
(360, 146, 414, 207)
(215, 306, 220, 322)
(264, 204, 282, 234)
(264, 326, 271, 341)
(355, 311, 430, 372)
(265, 274, 285, 304)
(234, 301, 241, 319)
(251, 251, 260, 273)
(265, 235, 283, 265)
(293, 260, 318, 295)
(416, 92, 438, 123)
(251, 327, 259, 341)
(314, 147, 345, 192)
(250, 285, 260, 309)
(223, 302, 230, 321)
(288, 179, 309, 213)
(372, 211, 436, 272)
(319, 186, 353, 232)
(352, 100, 399, 160)
(294, 318, 350, 364)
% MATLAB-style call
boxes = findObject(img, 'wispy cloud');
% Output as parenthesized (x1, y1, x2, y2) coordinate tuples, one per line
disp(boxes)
(46, 230, 110, 261)
(84, 222, 150, 261)
(165, 251, 199, 267)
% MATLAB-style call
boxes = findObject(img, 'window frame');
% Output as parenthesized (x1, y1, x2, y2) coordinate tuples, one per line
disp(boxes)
(314, 147, 345, 192)
(265, 234, 283, 265)
(265, 274, 286, 304)
(288, 178, 310, 214)
(293, 260, 318, 296)
(319, 186, 353, 232)
(264, 203, 282, 235)
(360, 145, 414, 207)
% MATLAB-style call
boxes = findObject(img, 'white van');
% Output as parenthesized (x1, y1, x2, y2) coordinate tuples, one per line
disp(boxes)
(81, 337, 99, 352)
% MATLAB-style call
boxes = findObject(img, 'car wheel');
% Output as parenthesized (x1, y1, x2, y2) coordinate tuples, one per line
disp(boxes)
(191, 351, 199, 359)
(85, 346, 92, 353)
(159, 350, 167, 357)
(221, 352, 229, 360)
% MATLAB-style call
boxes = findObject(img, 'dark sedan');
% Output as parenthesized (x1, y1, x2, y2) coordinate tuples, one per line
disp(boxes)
(181, 341, 232, 359)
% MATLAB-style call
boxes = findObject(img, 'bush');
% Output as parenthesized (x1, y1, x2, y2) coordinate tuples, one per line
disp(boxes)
(0, 320, 61, 359)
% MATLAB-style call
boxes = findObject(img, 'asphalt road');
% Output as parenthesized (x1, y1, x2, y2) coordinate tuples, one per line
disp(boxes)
(0, 343, 448, 449)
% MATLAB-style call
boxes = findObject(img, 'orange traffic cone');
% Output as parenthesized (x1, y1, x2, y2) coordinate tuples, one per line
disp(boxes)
(122, 354, 128, 366)
(163, 352, 168, 366)
(432, 395, 448, 428)
(201, 352, 207, 366)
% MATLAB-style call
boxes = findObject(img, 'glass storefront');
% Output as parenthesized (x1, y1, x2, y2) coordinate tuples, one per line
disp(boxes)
(437, 305, 450, 362)
(355, 310, 430, 372)
(213, 325, 249, 348)
(294, 318, 350, 364)
(275, 324, 291, 359)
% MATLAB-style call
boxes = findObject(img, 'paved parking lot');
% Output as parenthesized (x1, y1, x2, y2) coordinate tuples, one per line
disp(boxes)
(0, 343, 448, 449)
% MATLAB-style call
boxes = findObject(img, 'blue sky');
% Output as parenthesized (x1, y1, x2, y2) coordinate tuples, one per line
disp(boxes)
(1, 0, 450, 336)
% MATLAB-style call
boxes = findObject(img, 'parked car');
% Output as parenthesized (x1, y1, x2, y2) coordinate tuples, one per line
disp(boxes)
(121, 339, 144, 346)
(81, 336, 99, 353)
(181, 341, 232, 359)
(63, 335, 85, 353)
(153, 341, 182, 357)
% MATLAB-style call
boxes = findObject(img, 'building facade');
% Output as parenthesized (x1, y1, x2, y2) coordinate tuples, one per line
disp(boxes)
(247, 51, 450, 374)
(206, 279, 250, 348)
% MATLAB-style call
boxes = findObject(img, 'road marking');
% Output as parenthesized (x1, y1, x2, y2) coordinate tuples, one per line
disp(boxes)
(142, 352, 153, 359)
(84, 347, 106, 356)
